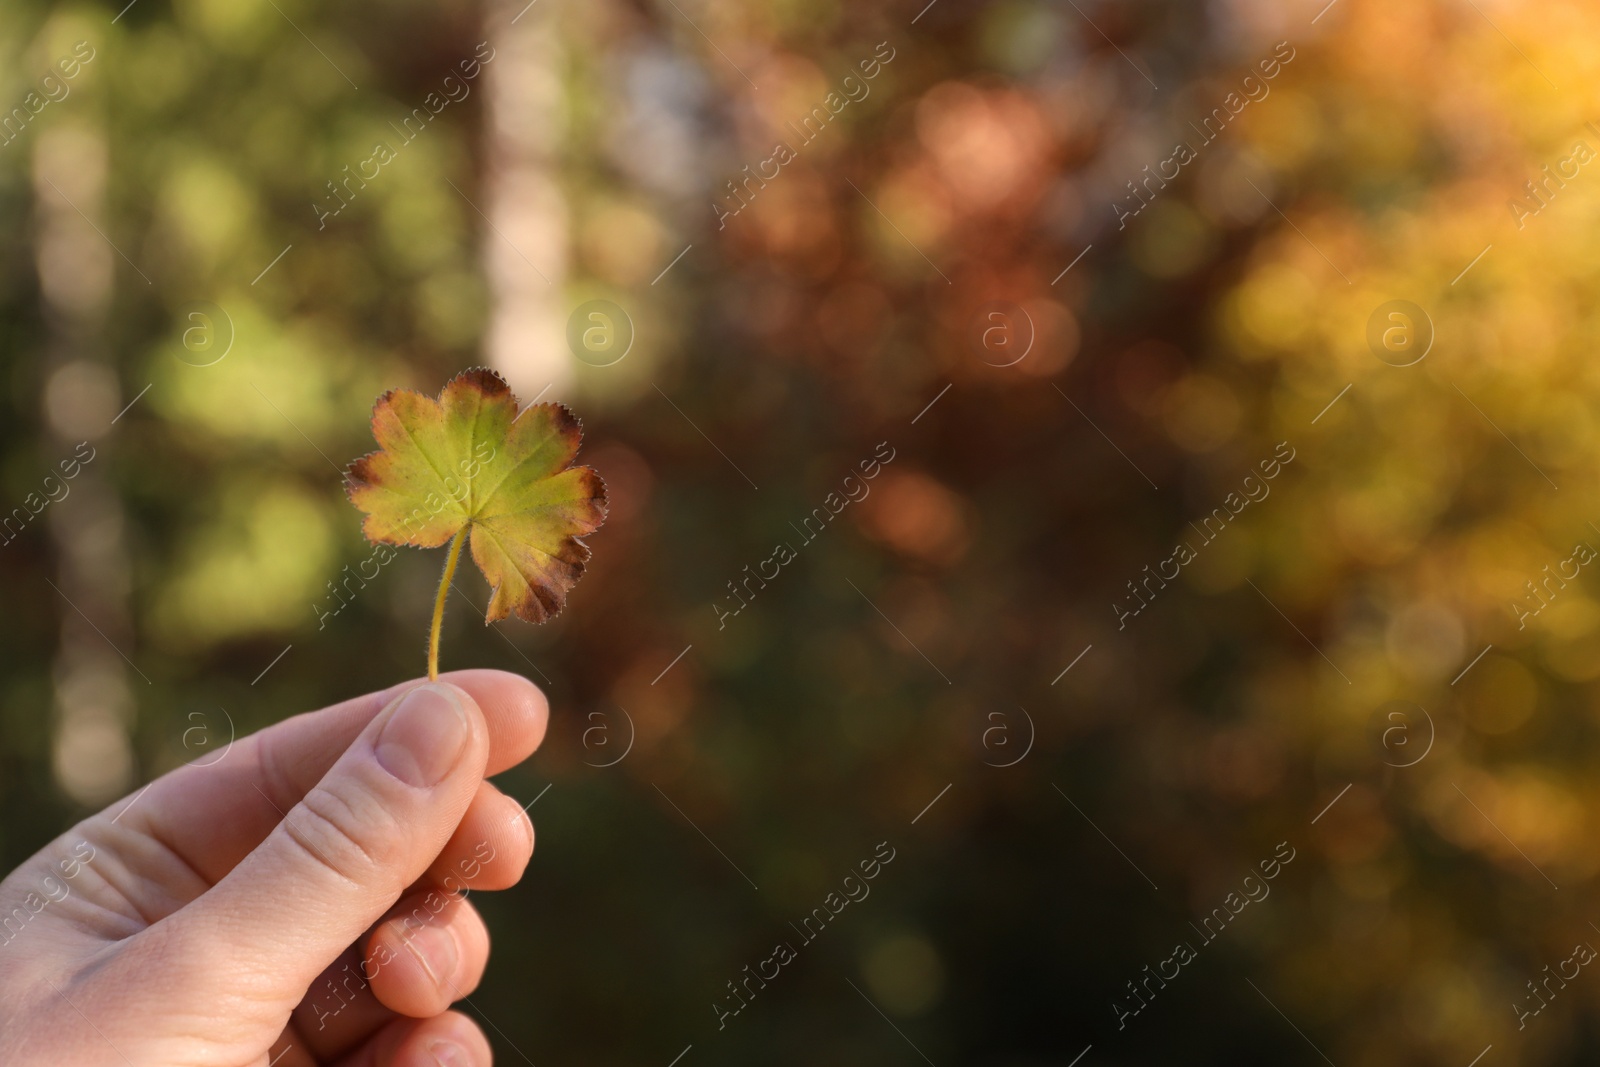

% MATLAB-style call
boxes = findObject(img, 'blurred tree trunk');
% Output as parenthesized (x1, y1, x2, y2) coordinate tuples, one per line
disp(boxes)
(33, 117, 137, 807)
(483, 0, 569, 401)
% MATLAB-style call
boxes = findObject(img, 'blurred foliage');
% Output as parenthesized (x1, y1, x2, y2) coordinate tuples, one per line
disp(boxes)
(8, 0, 1600, 1064)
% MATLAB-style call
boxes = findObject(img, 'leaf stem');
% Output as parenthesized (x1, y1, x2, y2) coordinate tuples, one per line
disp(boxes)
(429, 527, 468, 681)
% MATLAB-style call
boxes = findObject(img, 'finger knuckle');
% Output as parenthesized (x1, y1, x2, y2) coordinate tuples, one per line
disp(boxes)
(282, 784, 405, 888)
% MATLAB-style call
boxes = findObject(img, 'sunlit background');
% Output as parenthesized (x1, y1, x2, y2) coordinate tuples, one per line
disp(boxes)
(4, 0, 1600, 1061)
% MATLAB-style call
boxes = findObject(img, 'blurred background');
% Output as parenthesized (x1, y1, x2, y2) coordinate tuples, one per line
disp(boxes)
(3, 0, 1599, 1062)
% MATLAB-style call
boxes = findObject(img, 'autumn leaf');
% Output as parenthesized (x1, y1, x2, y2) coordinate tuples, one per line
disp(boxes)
(345, 368, 606, 674)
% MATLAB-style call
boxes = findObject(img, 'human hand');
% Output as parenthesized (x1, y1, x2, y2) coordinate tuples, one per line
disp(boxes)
(0, 670, 547, 1066)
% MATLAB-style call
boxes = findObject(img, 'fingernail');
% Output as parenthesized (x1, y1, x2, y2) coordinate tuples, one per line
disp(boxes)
(375, 684, 469, 787)
(429, 1039, 471, 1067)
(406, 920, 459, 988)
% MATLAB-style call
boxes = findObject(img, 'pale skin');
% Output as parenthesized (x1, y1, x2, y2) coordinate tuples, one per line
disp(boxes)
(0, 670, 547, 1066)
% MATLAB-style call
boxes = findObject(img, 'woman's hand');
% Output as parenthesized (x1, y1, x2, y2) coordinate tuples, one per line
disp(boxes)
(0, 669, 547, 1067)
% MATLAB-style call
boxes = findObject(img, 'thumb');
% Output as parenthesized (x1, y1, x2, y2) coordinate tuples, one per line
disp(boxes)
(176, 682, 488, 993)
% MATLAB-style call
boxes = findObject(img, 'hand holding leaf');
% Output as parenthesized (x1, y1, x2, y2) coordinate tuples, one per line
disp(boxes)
(346, 368, 607, 678)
